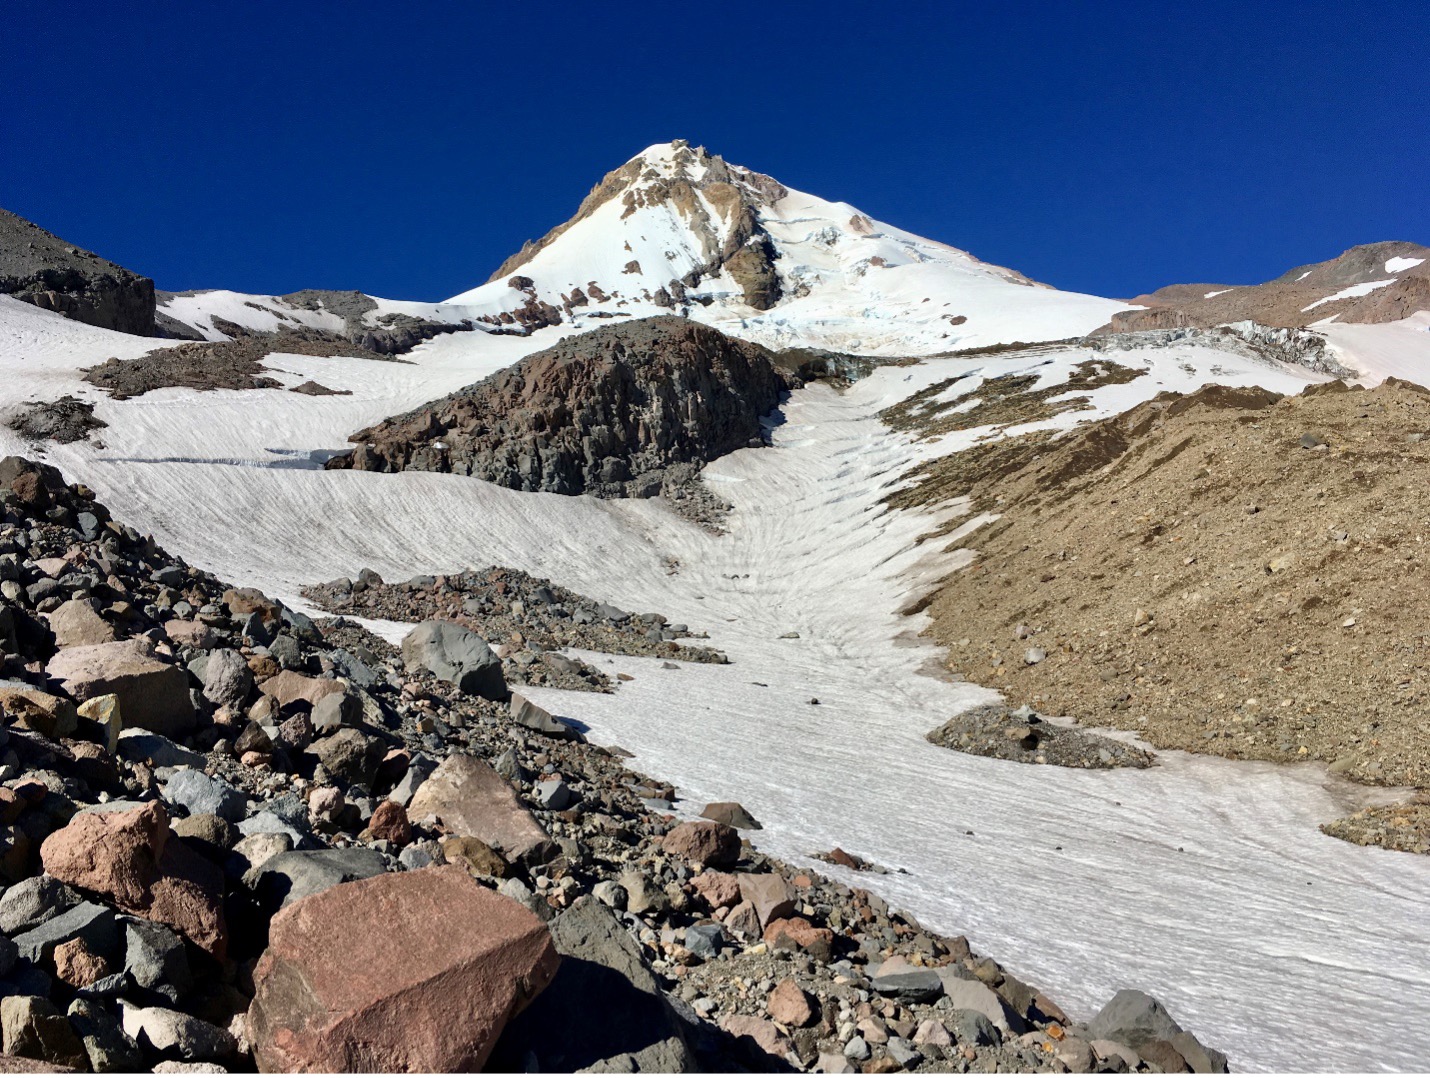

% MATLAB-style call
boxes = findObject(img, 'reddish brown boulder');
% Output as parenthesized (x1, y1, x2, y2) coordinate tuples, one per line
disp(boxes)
(366, 801, 411, 847)
(164, 619, 216, 650)
(46, 639, 194, 736)
(763, 916, 835, 962)
(247, 864, 559, 1072)
(700, 801, 762, 830)
(223, 587, 281, 624)
(738, 872, 796, 928)
(39, 801, 227, 959)
(51, 938, 111, 988)
(767, 977, 816, 1027)
(407, 754, 555, 866)
(690, 870, 740, 910)
(661, 820, 740, 867)
(720, 1014, 792, 1059)
(258, 671, 345, 709)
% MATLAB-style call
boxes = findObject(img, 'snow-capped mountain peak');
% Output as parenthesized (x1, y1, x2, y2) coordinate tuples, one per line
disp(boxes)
(448, 140, 1126, 355)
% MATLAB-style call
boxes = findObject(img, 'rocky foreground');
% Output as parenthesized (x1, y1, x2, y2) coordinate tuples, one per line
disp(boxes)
(0, 455, 1226, 1072)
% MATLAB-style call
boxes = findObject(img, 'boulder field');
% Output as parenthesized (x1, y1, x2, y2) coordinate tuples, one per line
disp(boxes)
(0, 455, 1225, 1073)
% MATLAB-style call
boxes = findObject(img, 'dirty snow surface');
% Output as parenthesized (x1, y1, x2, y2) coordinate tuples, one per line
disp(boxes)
(6, 296, 1430, 1071)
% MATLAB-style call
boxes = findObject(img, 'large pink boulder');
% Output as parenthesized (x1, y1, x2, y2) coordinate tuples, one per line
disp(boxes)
(690, 870, 741, 910)
(661, 820, 740, 866)
(406, 754, 555, 866)
(738, 872, 796, 928)
(46, 638, 195, 736)
(258, 671, 345, 709)
(247, 864, 559, 1072)
(39, 801, 227, 960)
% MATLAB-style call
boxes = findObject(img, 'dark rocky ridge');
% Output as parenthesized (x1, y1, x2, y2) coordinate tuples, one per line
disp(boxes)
(0, 209, 155, 336)
(327, 316, 790, 498)
(81, 329, 400, 400)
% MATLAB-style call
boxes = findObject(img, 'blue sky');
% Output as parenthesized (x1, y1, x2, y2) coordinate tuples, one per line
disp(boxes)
(4, 1, 1425, 301)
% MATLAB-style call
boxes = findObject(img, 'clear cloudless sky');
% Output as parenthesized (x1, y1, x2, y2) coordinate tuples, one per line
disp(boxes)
(3, 1, 1426, 300)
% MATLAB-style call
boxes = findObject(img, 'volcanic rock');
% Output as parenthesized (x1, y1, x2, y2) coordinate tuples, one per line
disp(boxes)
(406, 754, 555, 866)
(47, 639, 195, 737)
(247, 865, 559, 1072)
(39, 801, 227, 959)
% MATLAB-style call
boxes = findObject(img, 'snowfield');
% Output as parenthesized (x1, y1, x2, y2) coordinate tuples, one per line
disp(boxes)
(4, 294, 1430, 1070)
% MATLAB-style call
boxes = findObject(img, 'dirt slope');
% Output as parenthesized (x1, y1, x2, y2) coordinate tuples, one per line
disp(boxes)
(911, 378, 1430, 789)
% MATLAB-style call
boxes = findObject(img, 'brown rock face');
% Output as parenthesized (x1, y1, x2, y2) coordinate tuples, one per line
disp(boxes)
(0, 685, 77, 740)
(46, 638, 195, 737)
(247, 865, 559, 1072)
(721, 1013, 793, 1059)
(366, 801, 411, 847)
(700, 800, 763, 830)
(44, 599, 116, 649)
(51, 938, 111, 988)
(737, 872, 796, 928)
(328, 317, 788, 499)
(258, 670, 345, 709)
(39, 801, 227, 959)
(661, 820, 741, 866)
(407, 754, 555, 866)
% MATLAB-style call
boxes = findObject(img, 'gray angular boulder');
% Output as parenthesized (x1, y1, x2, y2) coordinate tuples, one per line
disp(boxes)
(11, 902, 118, 965)
(0, 876, 78, 935)
(124, 920, 192, 995)
(401, 621, 506, 700)
(200, 648, 252, 709)
(249, 848, 388, 910)
(509, 693, 583, 741)
(1086, 989, 1186, 1048)
(164, 770, 247, 823)
(487, 899, 695, 1072)
(1087, 990, 1228, 1073)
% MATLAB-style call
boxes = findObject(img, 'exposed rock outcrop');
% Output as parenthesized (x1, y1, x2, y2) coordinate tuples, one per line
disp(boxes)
(327, 316, 789, 497)
(0, 209, 156, 336)
(487, 140, 787, 313)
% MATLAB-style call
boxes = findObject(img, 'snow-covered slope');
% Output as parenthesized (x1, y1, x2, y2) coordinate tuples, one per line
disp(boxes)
(447, 140, 1126, 355)
(155, 288, 495, 344)
(1322, 311, 1430, 383)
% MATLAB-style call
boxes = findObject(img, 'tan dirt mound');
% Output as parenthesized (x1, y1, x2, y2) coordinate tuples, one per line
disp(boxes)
(910, 377, 1430, 789)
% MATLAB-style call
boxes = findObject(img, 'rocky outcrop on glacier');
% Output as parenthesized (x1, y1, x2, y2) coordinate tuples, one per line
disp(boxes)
(326, 316, 789, 497)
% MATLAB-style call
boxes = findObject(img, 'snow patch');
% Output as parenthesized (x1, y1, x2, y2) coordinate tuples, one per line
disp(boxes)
(1301, 279, 1397, 312)
(1386, 256, 1425, 274)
